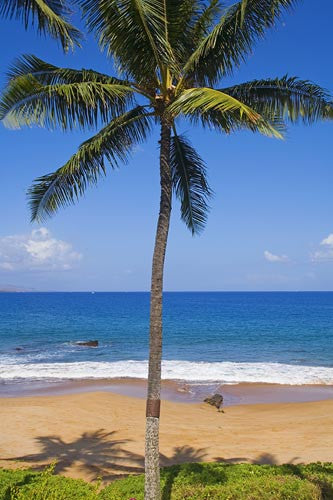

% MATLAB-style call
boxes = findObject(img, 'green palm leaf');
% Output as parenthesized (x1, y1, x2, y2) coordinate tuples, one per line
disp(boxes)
(190, 105, 286, 136)
(0, 0, 82, 51)
(7, 54, 129, 87)
(190, 0, 221, 43)
(171, 129, 212, 234)
(222, 76, 333, 124)
(0, 74, 134, 130)
(28, 106, 153, 221)
(164, 0, 221, 67)
(164, 0, 200, 63)
(77, 0, 174, 85)
(169, 87, 283, 138)
(181, 0, 298, 86)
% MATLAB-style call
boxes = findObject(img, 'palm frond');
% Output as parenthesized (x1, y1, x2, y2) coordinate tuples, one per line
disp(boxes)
(169, 87, 283, 138)
(0, 0, 82, 52)
(7, 54, 129, 87)
(190, 0, 221, 43)
(164, 0, 200, 64)
(182, 0, 298, 86)
(77, 0, 174, 85)
(131, 0, 167, 68)
(171, 129, 212, 234)
(28, 106, 153, 221)
(0, 74, 134, 130)
(222, 76, 333, 124)
(164, 1, 221, 69)
(190, 106, 286, 136)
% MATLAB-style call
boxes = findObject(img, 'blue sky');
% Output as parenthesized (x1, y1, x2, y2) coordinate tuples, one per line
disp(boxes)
(0, 0, 333, 291)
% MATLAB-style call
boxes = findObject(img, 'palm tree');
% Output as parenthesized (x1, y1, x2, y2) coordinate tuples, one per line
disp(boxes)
(0, 0, 81, 51)
(1, 1, 333, 498)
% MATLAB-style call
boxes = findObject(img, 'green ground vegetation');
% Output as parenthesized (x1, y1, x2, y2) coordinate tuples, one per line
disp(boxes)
(0, 462, 332, 499)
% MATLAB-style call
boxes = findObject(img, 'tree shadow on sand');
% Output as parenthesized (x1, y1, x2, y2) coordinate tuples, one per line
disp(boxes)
(160, 445, 207, 467)
(213, 452, 300, 465)
(4, 437, 333, 499)
(1, 429, 144, 481)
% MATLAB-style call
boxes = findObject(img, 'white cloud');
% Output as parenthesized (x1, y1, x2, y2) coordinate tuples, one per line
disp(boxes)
(0, 228, 82, 272)
(132, 145, 144, 154)
(0, 262, 14, 271)
(311, 250, 333, 262)
(321, 233, 333, 247)
(311, 233, 333, 262)
(264, 250, 289, 263)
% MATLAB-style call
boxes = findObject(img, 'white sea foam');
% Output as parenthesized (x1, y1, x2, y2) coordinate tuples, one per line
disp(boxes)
(1, 360, 333, 385)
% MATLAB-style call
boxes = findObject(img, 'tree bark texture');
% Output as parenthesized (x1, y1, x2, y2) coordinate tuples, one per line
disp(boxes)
(144, 118, 172, 500)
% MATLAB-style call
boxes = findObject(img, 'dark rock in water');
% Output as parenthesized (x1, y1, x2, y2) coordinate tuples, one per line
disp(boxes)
(15, 347, 24, 351)
(204, 393, 223, 409)
(76, 340, 99, 347)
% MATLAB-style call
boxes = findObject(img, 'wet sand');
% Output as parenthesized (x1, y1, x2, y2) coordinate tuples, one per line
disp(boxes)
(2, 377, 333, 406)
(0, 391, 332, 483)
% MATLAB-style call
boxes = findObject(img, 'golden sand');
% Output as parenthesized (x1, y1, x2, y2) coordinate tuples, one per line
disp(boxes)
(0, 391, 332, 482)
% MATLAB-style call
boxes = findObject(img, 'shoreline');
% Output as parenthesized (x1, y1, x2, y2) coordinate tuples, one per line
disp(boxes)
(1, 377, 333, 406)
(0, 391, 332, 482)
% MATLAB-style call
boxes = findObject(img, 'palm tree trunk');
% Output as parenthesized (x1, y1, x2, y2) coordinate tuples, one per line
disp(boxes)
(144, 118, 172, 500)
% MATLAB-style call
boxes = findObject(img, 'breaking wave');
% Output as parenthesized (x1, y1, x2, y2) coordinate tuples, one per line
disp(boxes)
(1, 360, 333, 385)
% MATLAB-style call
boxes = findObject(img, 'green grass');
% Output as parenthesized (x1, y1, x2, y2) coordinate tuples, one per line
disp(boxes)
(0, 465, 98, 500)
(1, 462, 333, 499)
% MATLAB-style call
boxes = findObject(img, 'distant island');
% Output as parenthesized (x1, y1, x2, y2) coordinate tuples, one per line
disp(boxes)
(0, 284, 35, 293)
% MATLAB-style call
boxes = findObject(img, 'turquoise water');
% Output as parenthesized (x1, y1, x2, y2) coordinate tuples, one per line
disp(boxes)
(0, 292, 333, 386)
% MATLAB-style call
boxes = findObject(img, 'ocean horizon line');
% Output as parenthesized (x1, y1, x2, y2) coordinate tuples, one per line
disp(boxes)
(2, 289, 333, 294)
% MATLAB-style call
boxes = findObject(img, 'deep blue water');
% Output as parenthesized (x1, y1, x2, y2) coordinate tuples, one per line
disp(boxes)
(0, 292, 333, 385)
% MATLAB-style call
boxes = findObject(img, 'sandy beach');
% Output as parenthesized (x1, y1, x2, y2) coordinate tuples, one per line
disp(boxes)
(0, 390, 332, 483)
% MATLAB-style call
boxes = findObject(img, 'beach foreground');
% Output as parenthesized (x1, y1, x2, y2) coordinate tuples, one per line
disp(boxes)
(0, 391, 332, 483)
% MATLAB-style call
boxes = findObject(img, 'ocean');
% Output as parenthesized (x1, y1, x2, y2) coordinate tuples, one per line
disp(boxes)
(1, 292, 333, 390)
